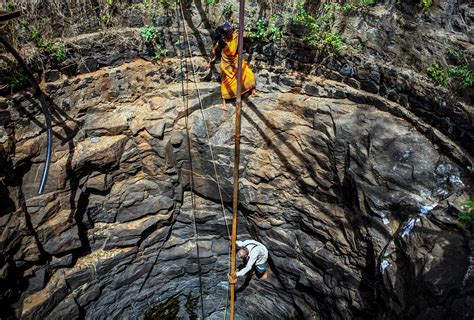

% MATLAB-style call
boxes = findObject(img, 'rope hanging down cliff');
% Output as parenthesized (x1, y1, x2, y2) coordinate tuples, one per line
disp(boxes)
(176, 0, 234, 318)
(0, 10, 53, 195)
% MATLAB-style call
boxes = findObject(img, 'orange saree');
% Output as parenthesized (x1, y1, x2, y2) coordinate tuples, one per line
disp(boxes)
(220, 31, 256, 99)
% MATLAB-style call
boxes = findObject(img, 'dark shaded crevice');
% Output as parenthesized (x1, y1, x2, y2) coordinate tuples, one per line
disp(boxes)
(355, 239, 377, 319)
(73, 189, 92, 255)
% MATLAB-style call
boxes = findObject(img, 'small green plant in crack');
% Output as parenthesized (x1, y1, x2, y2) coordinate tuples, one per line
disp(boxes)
(342, 3, 355, 11)
(267, 16, 282, 41)
(357, 0, 376, 6)
(448, 66, 474, 88)
(322, 29, 344, 52)
(247, 16, 282, 42)
(54, 44, 67, 62)
(223, 3, 233, 19)
(398, 0, 433, 11)
(10, 72, 28, 90)
(154, 44, 168, 60)
(247, 18, 267, 40)
(45, 41, 54, 53)
(426, 63, 449, 87)
(101, 14, 110, 25)
(4, 1, 15, 11)
(206, 0, 218, 5)
(142, 25, 159, 43)
(417, 0, 433, 10)
(458, 195, 474, 229)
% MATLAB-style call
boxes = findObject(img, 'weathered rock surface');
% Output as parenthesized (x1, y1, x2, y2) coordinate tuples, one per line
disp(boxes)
(0, 0, 473, 319)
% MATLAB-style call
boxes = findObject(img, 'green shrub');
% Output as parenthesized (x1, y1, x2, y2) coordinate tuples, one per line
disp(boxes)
(342, 3, 355, 11)
(426, 63, 449, 87)
(101, 14, 110, 25)
(322, 30, 344, 52)
(142, 26, 159, 43)
(10, 72, 28, 90)
(448, 66, 474, 88)
(447, 48, 462, 59)
(54, 44, 67, 62)
(247, 16, 282, 42)
(418, 0, 433, 10)
(458, 195, 474, 228)
(206, 0, 218, 5)
(357, 0, 376, 6)
(46, 41, 54, 53)
(398, 0, 433, 10)
(154, 45, 168, 60)
(223, 3, 233, 18)
(4, 1, 15, 11)
(268, 16, 282, 41)
(290, 1, 345, 52)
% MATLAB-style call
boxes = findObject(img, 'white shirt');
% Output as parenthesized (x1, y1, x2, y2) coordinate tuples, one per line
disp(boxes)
(236, 240, 268, 277)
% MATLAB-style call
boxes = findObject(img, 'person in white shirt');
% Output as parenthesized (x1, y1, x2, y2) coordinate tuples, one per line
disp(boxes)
(235, 239, 268, 279)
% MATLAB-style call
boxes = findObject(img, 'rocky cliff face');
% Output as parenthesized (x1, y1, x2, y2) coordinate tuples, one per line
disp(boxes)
(0, 1, 473, 319)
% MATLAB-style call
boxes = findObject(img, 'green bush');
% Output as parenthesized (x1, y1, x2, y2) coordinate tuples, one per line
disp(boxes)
(322, 30, 344, 52)
(291, 1, 345, 52)
(357, 0, 376, 6)
(10, 72, 28, 90)
(426, 63, 449, 87)
(398, 0, 433, 10)
(458, 195, 474, 228)
(448, 48, 462, 59)
(154, 45, 168, 60)
(448, 66, 474, 88)
(418, 0, 433, 10)
(4, 1, 15, 11)
(206, 0, 217, 5)
(142, 26, 159, 43)
(247, 16, 282, 42)
(223, 3, 233, 18)
(54, 44, 67, 62)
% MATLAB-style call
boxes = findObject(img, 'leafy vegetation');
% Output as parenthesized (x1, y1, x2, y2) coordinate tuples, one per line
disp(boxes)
(427, 63, 449, 87)
(10, 72, 28, 90)
(290, 1, 345, 52)
(223, 3, 233, 19)
(357, 0, 376, 6)
(206, 0, 218, 5)
(448, 48, 462, 59)
(458, 195, 474, 229)
(417, 0, 433, 10)
(154, 44, 168, 60)
(3, 1, 15, 11)
(246, 17, 282, 42)
(448, 66, 474, 88)
(398, 0, 433, 11)
(427, 48, 474, 89)
(142, 26, 167, 61)
(54, 44, 67, 62)
(142, 26, 160, 43)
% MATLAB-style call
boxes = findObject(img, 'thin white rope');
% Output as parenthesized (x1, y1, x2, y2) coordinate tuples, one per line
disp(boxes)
(177, 0, 231, 239)
(177, 2, 232, 318)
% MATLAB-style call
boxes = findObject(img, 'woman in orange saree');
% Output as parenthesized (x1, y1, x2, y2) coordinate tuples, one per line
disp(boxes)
(210, 22, 257, 106)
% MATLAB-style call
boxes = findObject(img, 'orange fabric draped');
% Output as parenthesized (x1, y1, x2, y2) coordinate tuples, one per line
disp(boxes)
(220, 31, 256, 100)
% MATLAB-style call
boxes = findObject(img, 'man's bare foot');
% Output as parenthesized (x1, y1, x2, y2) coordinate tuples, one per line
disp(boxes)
(259, 271, 268, 280)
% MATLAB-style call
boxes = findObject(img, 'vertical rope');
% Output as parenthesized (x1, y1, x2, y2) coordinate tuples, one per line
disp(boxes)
(177, 0, 231, 239)
(0, 35, 53, 195)
(177, 4, 205, 319)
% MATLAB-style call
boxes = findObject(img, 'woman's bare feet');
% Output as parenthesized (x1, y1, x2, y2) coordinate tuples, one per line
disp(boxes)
(222, 98, 227, 107)
(250, 88, 259, 97)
